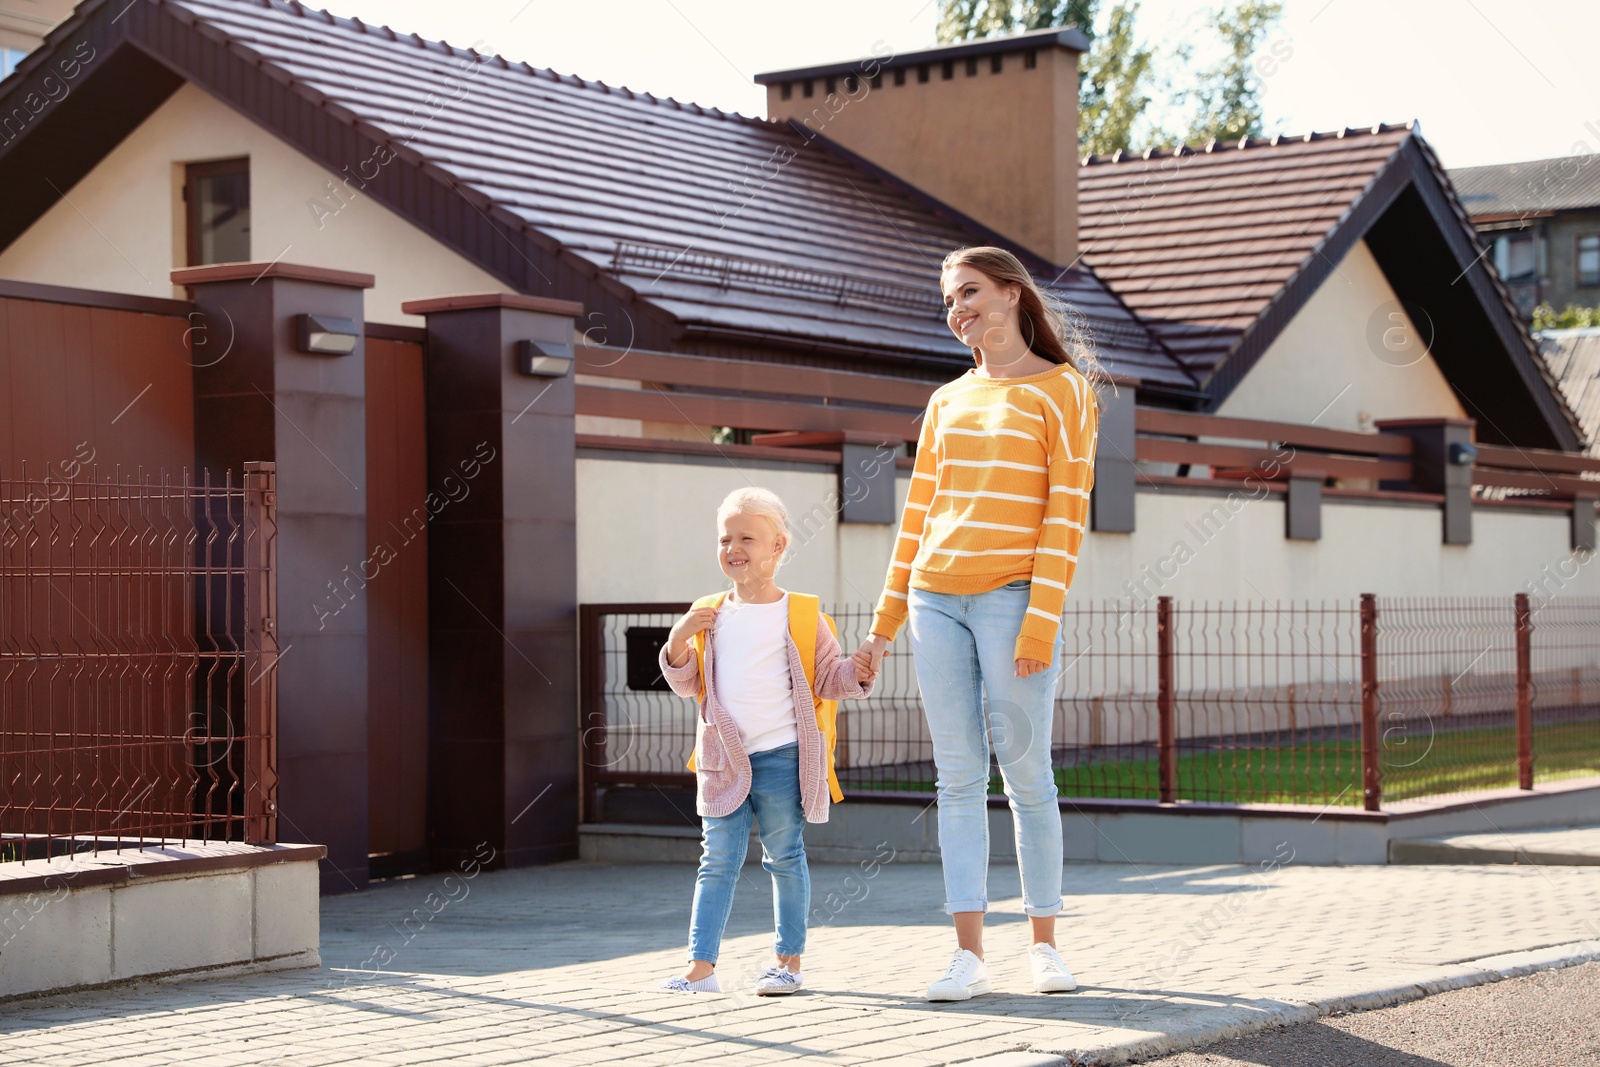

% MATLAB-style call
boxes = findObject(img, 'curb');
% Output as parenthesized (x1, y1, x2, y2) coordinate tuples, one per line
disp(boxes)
(1389, 839, 1600, 866)
(1005, 939, 1600, 1066)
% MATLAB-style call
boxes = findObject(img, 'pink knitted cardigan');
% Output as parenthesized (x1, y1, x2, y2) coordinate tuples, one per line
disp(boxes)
(658, 609, 873, 823)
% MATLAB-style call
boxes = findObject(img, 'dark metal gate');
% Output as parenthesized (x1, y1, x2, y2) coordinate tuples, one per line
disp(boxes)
(0, 464, 279, 858)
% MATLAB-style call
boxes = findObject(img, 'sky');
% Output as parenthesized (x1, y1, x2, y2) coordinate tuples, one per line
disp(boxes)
(320, 0, 1600, 170)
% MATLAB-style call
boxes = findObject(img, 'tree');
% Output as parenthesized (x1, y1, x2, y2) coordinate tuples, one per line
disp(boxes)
(935, 0, 1285, 155)
(1183, 1, 1284, 145)
(1533, 303, 1600, 330)
(936, 1, 1095, 43)
(1077, 3, 1156, 157)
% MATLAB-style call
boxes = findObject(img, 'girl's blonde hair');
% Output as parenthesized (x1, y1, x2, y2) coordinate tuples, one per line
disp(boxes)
(941, 245, 1104, 382)
(717, 487, 790, 559)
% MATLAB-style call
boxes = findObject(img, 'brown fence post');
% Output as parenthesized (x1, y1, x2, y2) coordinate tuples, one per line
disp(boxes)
(1157, 595, 1176, 804)
(578, 604, 606, 824)
(242, 462, 279, 844)
(1360, 593, 1381, 811)
(1515, 592, 1534, 790)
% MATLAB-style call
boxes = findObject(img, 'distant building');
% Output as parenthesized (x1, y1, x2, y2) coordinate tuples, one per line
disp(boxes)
(1452, 153, 1600, 319)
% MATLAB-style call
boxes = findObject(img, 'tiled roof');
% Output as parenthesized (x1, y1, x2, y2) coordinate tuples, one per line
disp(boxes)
(1077, 124, 1416, 380)
(156, 0, 1187, 385)
(1451, 154, 1600, 217)
(1539, 328, 1600, 455)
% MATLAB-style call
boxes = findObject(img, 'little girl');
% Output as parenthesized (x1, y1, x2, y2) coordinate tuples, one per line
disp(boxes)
(657, 487, 876, 996)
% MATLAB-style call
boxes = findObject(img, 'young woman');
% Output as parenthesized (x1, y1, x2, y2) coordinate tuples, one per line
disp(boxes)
(853, 246, 1100, 1001)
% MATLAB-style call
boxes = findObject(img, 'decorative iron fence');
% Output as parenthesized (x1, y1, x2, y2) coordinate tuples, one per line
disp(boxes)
(578, 594, 1600, 818)
(0, 463, 279, 861)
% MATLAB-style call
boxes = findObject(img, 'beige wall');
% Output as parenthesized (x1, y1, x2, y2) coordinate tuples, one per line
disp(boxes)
(0, 83, 505, 324)
(577, 454, 1600, 610)
(766, 44, 1079, 266)
(1217, 238, 1467, 432)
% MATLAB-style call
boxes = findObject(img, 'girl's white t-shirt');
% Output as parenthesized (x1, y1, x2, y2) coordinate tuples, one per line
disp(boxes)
(712, 592, 798, 754)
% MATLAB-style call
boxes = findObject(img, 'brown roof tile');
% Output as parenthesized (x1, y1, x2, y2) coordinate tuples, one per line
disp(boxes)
(151, 0, 1191, 385)
(1079, 124, 1416, 379)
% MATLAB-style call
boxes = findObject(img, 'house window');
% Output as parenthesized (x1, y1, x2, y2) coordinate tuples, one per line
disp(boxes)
(1579, 234, 1600, 287)
(1494, 232, 1536, 281)
(185, 158, 250, 266)
(0, 47, 27, 80)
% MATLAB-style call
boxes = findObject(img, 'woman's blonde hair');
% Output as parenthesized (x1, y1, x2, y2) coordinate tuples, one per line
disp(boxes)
(941, 245, 1103, 381)
(717, 487, 790, 560)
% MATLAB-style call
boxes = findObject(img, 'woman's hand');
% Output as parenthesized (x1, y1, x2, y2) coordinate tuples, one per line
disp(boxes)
(852, 634, 889, 681)
(1015, 657, 1048, 679)
(664, 605, 718, 667)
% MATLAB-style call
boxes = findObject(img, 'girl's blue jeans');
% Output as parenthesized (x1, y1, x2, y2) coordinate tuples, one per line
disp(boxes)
(687, 742, 809, 964)
(907, 580, 1067, 917)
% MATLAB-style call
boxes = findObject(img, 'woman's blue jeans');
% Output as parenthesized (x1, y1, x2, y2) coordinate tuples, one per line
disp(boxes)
(907, 581, 1066, 917)
(687, 742, 809, 964)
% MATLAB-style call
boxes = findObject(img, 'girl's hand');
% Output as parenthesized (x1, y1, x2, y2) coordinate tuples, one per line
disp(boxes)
(1015, 657, 1048, 678)
(665, 605, 718, 667)
(852, 634, 889, 678)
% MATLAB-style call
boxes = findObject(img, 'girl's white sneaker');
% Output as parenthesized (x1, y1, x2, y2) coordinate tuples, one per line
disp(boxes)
(926, 949, 991, 1001)
(658, 973, 721, 993)
(1029, 942, 1078, 993)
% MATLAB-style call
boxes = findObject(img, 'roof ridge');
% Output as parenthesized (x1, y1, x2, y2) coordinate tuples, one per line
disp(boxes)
(1080, 121, 1417, 166)
(1450, 150, 1600, 175)
(226, 0, 767, 124)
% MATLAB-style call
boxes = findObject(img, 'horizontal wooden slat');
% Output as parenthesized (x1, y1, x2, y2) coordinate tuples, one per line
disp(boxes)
(576, 345, 944, 409)
(575, 433, 842, 466)
(0, 280, 191, 317)
(1136, 408, 1413, 456)
(1137, 438, 1413, 481)
(1475, 443, 1600, 477)
(1473, 468, 1600, 497)
(576, 386, 923, 440)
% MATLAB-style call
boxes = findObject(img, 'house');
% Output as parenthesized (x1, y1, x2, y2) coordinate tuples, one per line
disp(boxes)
(0, 1, 1596, 888)
(1451, 152, 1600, 319)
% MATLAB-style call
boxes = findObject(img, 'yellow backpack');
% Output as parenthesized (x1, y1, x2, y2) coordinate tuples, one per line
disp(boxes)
(684, 590, 844, 803)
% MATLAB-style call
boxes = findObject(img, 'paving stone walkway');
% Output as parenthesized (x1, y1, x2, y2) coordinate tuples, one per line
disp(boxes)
(1, 854, 1597, 1066)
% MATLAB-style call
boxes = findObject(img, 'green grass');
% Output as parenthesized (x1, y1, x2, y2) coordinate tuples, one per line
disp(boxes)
(846, 723, 1600, 808)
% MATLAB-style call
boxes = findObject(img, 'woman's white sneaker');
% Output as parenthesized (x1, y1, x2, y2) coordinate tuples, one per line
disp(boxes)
(754, 967, 804, 995)
(1029, 942, 1077, 993)
(926, 949, 991, 1001)
(658, 973, 721, 993)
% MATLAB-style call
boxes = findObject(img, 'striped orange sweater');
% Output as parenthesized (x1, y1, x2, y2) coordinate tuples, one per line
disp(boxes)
(870, 363, 1100, 665)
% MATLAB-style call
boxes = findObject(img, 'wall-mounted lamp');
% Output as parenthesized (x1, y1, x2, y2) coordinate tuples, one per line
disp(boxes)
(1448, 442, 1479, 466)
(517, 339, 574, 377)
(295, 314, 360, 355)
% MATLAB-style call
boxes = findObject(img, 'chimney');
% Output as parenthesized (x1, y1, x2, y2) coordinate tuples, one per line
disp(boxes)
(756, 27, 1087, 268)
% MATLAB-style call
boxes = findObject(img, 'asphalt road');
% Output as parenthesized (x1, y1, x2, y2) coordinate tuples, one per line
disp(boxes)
(1132, 959, 1600, 1066)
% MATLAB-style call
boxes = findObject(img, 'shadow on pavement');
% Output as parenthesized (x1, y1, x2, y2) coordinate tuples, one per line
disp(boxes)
(1176, 1020, 1461, 1066)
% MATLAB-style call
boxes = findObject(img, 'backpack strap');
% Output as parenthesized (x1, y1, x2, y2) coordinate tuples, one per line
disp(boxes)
(789, 593, 845, 804)
(788, 592, 821, 697)
(690, 591, 729, 703)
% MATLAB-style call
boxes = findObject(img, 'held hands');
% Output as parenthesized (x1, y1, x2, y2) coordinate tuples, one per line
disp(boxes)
(664, 605, 717, 668)
(851, 634, 889, 684)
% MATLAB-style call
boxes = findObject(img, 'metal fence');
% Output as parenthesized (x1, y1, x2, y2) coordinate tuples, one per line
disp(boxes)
(0, 464, 279, 862)
(578, 594, 1600, 817)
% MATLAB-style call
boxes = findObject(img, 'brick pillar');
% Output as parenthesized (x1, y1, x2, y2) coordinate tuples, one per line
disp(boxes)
(400, 293, 582, 871)
(1091, 382, 1137, 533)
(174, 263, 373, 894)
(1375, 417, 1476, 546)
